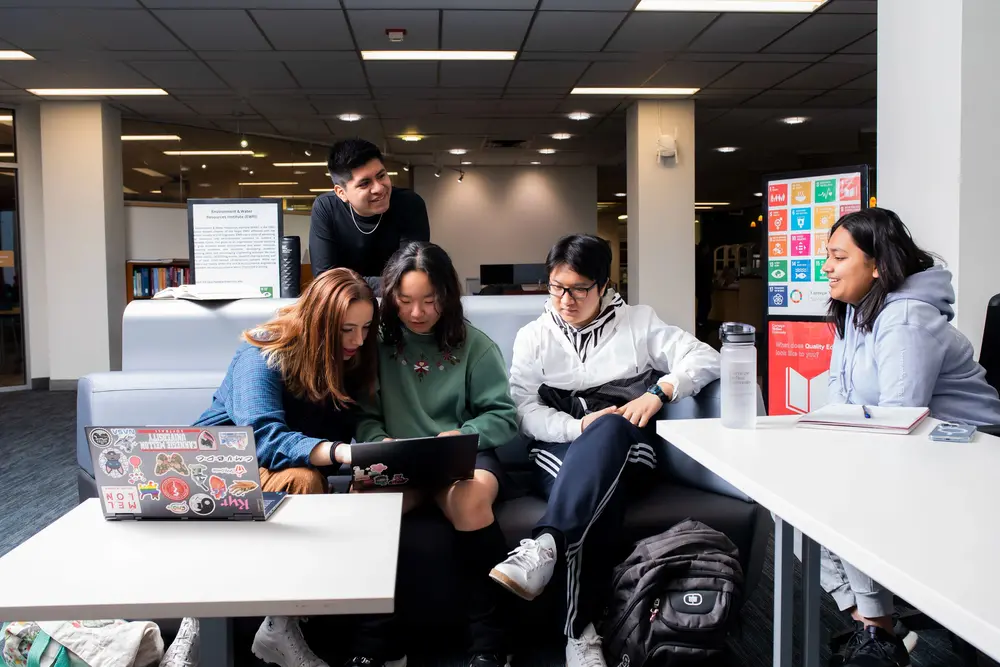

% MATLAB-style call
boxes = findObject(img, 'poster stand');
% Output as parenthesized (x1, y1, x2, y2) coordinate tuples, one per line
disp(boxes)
(760, 165, 870, 415)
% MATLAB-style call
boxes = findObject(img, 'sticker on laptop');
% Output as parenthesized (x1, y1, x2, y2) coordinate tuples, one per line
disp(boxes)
(196, 455, 253, 463)
(220, 496, 250, 511)
(228, 480, 258, 497)
(111, 428, 137, 453)
(89, 428, 112, 449)
(138, 428, 201, 452)
(127, 456, 146, 484)
(166, 501, 189, 515)
(154, 453, 190, 477)
(189, 493, 216, 516)
(211, 465, 247, 478)
(219, 431, 249, 451)
(188, 464, 210, 491)
(209, 475, 227, 501)
(161, 477, 190, 502)
(103, 486, 140, 514)
(99, 449, 130, 479)
(137, 481, 160, 501)
(198, 430, 217, 451)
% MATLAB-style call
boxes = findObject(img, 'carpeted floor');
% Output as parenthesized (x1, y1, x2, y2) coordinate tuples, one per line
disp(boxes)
(0, 390, 984, 667)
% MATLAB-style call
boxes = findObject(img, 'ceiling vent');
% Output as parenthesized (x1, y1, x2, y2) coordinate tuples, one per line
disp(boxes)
(484, 139, 527, 149)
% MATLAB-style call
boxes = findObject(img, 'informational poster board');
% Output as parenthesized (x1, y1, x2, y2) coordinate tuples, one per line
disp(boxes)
(187, 199, 283, 298)
(764, 169, 868, 317)
(767, 321, 836, 416)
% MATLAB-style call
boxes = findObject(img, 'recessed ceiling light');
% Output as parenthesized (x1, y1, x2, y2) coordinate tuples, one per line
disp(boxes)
(121, 134, 181, 141)
(309, 188, 335, 193)
(449, 148, 467, 155)
(636, 0, 826, 11)
(461, 161, 472, 165)
(551, 133, 572, 140)
(618, 215, 628, 221)
(180, 166, 190, 172)
(714, 146, 739, 153)
(387, 171, 399, 176)
(567, 112, 592, 121)
(338, 113, 363, 122)
(538, 148, 556, 155)
(273, 161, 327, 167)
(261, 194, 317, 199)
(0, 51, 34, 61)
(754, 192, 763, 197)
(249, 170, 254, 175)
(293, 170, 307, 175)
(198, 183, 211, 188)
(695, 205, 714, 210)
(201, 164, 207, 169)
(400, 134, 424, 142)
(164, 150, 254, 156)
(530, 161, 541, 165)
(238, 182, 299, 186)
(571, 87, 699, 96)
(362, 50, 516, 61)
(133, 167, 167, 178)
(781, 116, 810, 125)
(695, 202, 730, 206)
(150, 190, 162, 194)
(615, 192, 626, 198)
(29, 88, 168, 96)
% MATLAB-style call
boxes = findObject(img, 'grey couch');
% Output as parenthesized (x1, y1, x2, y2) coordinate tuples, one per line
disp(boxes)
(76, 296, 770, 647)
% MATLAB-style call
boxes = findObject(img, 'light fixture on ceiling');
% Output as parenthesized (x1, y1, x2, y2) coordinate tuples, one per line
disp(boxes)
(133, 167, 167, 178)
(0, 50, 34, 60)
(180, 166, 190, 172)
(164, 150, 254, 156)
(198, 183, 211, 188)
(150, 190, 162, 194)
(695, 205, 714, 210)
(310, 188, 335, 193)
(387, 171, 399, 176)
(304, 149, 312, 157)
(615, 192, 626, 198)
(0, 152, 15, 159)
(400, 134, 424, 142)
(449, 148, 467, 155)
(695, 202, 731, 206)
(28, 88, 168, 96)
(461, 161, 472, 166)
(530, 161, 541, 165)
(0, 115, 12, 122)
(618, 215, 628, 221)
(403, 163, 410, 172)
(457, 171, 465, 183)
(538, 148, 556, 155)
(361, 50, 517, 61)
(273, 161, 327, 167)
(240, 137, 249, 148)
(551, 133, 572, 140)
(434, 167, 442, 178)
(201, 164, 207, 170)
(293, 170, 307, 175)
(238, 181, 299, 186)
(714, 146, 739, 153)
(249, 170, 254, 175)
(754, 192, 763, 197)
(338, 113, 363, 122)
(567, 112, 591, 121)
(781, 116, 810, 125)
(261, 194, 317, 199)
(121, 134, 181, 141)
(635, 0, 827, 11)
(571, 87, 699, 96)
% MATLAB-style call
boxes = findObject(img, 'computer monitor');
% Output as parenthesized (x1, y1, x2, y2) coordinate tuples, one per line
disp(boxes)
(480, 264, 514, 286)
(512, 264, 548, 285)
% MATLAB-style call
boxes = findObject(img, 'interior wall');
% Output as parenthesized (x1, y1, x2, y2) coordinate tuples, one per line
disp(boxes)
(413, 166, 597, 289)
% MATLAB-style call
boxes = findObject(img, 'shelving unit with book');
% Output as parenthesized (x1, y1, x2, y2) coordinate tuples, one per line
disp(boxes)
(126, 259, 190, 303)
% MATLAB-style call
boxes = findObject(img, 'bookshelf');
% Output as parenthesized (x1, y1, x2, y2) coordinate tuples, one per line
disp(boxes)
(126, 259, 190, 304)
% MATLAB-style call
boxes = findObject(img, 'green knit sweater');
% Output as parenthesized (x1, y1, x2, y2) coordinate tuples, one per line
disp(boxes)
(356, 323, 518, 450)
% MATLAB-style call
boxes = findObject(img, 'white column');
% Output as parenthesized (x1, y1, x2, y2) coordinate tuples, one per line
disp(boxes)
(878, 0, 1000, 356)
(626, 100, 696, 330)
(40, 102, 125, 383)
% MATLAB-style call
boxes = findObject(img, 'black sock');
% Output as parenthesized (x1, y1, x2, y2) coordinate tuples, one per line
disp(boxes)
(456, 521, 510, 655)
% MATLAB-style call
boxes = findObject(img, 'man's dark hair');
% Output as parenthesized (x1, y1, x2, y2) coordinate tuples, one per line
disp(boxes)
(327, 138, 384, 187)
(380, 242, 467, 351)
(545, 234, 612, 288)
(827, 207, 935, 338)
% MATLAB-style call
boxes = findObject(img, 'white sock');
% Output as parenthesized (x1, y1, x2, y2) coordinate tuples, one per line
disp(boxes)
(537, 531, 558, 558)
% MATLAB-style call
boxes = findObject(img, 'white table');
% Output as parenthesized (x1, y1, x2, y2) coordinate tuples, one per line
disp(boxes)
(0, 493, 404, 665)
(658, 416, 1000, 666)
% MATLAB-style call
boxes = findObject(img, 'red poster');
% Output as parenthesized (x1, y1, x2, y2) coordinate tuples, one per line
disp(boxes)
(768, 321, 836, 416)
(768, 183, 788, 207)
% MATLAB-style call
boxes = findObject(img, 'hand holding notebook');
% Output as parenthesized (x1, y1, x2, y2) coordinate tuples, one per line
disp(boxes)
(796, 404, 930, 434)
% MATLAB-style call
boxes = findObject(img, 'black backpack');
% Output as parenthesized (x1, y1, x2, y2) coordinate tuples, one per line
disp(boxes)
(600, 519, 744, 667)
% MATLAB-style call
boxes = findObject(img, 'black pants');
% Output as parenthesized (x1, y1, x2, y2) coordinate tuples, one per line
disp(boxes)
(529, 414, 662, 639)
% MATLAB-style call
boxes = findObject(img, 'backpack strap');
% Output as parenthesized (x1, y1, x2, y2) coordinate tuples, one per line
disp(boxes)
(26, 631, 70, 667)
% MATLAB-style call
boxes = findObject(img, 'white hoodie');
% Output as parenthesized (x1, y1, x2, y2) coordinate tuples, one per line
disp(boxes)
(509, 291, 721, 443)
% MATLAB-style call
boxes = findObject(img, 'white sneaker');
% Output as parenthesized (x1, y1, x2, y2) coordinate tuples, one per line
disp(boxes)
(251, 616, 329, 667)
(489, 537, 556, 601)
(566, 623, 607, 667)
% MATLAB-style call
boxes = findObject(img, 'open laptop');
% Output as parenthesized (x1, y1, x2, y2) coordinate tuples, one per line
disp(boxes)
(86, 425, 288, 521)
(350, 433, 479, 491)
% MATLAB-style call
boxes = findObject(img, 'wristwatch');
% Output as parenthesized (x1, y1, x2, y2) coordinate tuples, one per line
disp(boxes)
(646, 383, 669, 404)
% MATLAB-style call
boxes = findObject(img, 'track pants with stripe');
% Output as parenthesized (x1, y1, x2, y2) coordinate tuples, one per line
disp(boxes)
(528, 413, 660, 639)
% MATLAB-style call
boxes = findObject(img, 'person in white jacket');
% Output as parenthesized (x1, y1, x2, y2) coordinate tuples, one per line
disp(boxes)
(488, 234, 720, 667)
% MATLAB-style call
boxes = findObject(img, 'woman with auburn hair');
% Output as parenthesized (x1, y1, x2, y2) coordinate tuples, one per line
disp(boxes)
(193, 267, 378, 667)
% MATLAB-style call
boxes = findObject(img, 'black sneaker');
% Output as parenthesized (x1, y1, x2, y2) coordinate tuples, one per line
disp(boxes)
(892, 617, 919, 653)
(843, 624, 911, 667)
(468, 654, 511, 667)
(343, 656, 407, 667)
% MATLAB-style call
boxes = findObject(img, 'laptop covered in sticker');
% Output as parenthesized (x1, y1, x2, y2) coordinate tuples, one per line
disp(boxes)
(350, 433, 479, 491)
(85, 425, 288, 521)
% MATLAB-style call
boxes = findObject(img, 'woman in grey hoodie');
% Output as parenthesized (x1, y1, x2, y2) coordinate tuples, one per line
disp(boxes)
(819, 207, 1000, 667)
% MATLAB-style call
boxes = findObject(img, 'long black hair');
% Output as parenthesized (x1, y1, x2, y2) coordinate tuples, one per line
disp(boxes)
(828, 207, 935, 338)
(380, 241, 467, 351)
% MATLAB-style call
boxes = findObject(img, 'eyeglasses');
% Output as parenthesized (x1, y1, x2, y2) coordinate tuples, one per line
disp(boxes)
(547, 282, 597, 300)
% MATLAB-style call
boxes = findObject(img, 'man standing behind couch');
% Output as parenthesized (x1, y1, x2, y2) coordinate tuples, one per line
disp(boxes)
(309, 138, 430, 295)
(488, 234, 720, 667)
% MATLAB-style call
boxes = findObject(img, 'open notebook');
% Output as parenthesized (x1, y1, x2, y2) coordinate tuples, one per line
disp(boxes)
(152, 284, 270, 301)
(797, 404, 930, 434)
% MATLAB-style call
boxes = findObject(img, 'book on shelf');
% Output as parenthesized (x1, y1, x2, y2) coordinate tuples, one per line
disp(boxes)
(131, 265, 190, 299)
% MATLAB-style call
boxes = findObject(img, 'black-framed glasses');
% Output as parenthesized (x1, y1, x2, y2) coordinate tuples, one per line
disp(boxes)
(547, 282, 598, 300)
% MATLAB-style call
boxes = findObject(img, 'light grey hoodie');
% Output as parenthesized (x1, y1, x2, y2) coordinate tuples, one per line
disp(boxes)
(828, 266, 1000, 425)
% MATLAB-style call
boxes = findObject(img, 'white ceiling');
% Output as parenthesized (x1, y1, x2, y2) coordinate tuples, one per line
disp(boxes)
(0, 0, 877, 204)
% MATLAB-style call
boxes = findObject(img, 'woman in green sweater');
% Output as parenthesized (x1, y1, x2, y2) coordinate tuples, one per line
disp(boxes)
(355, 241, 518, 667)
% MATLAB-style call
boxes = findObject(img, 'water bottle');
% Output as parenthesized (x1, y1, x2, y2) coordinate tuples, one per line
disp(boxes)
(720, 322, 757, 429)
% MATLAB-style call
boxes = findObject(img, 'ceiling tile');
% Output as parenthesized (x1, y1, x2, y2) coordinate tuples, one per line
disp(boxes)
(442, 10, 532, 50)
(0, 60, 152, 88)
(376, 99, 436, 115)
(146, 0, 338, 5)
(774, 62, 873, 89)
(130, 61, 227, 90)
(646, 61, 739, 88)
(554, 97, 623, 114)
(674, 52, 824, 63)
(838, 70, 876, 89)
(176, 96, 258, 116)
(286, 60, 367, 88)
(247, 96, 316, 116)
(576, 60, 665, 87)
(825, 53, 875, 66)
(496, 98, 562, 114)
(251, 10, 354, 50)
(740, 89, 825, 107)
(818, 0, 877, 13)
(440, 61, 513, 87)
(507, 61, 589, 87)
(763, 14, 876, 53)
(343, 0, 536, 7)
(365, 62, 438, 88)
(346, 10, 439, 50)
(111, 97, 200, 117)
(541, 0, 636, 8)
(267, 119, 332, 137)
(211, 118, 276, 134)
(707, 62, 810, 89)
(309, 97, 376, 114)
(687, 13, 807, 53)
(840, 32, 876, 54)
(0, 9, 183, 50)
(606, 13, 717, 52)
(801, 88, 875, 107)
(524, 11, 626, 52)
(154, 10, 272, 51)
(209, 61, 297, 89)
(0, 0, 140, 5)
